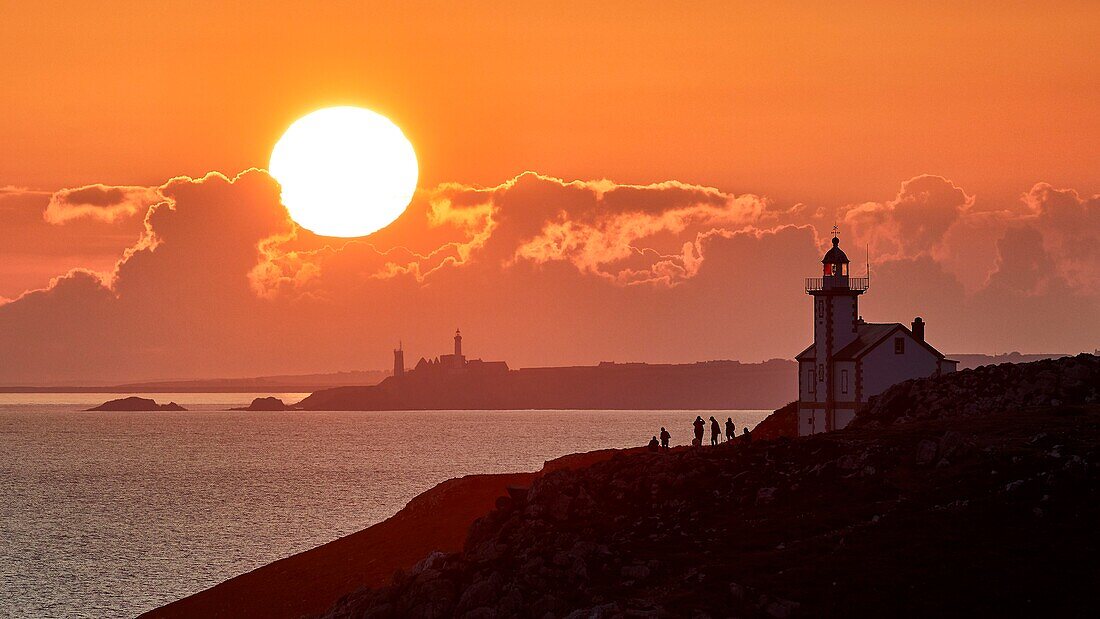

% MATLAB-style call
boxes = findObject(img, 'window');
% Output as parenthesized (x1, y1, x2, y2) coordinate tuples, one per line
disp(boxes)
(894, 337, 905, 354)
(841, 369, 849, 394)
(818, 364, 824, 381)
(808, 369, 816, 393)
(817, 300, 824, 318)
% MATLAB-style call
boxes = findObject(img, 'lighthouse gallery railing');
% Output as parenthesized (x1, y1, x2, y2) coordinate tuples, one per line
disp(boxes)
(805, 277, 869, 292)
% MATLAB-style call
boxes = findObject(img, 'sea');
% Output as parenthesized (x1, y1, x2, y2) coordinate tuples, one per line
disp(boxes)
(0, 393, 769, 618)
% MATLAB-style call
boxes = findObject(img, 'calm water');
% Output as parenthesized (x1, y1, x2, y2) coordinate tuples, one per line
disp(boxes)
(0, 393, 768, 618)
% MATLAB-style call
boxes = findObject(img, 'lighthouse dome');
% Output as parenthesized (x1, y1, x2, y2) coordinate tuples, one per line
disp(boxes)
(822, 236, 849, 265)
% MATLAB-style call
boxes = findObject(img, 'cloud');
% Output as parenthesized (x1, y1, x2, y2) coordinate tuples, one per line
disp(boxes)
(842, 174, 973, 261)
(249, 172, 772, 291)
(0, 169, 1097, 384)
(44, 184, 163, 224)
(0, 186, 145, 299)
(1020, 183, 1100, 293)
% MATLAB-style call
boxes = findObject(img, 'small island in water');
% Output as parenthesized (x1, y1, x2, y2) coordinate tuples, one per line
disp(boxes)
(230, 397, 296, 411)
(86, 396, 187, 412)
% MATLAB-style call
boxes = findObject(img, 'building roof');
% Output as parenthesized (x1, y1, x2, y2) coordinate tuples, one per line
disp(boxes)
(822, 236, 849, 264)
(796, 322, 951, 361)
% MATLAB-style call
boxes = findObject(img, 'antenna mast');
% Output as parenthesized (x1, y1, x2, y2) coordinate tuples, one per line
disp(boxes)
(866, 244, 871, 285)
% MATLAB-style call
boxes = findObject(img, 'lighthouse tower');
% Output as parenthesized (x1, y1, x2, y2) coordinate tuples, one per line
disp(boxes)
(795, 228, 956, 435)
(454, 328, 463, 357)
(803, 231, 868, 431)
(393, 343, 405, 379)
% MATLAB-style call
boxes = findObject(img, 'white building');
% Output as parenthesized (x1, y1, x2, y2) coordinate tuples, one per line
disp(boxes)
(796, 234, 957, 435)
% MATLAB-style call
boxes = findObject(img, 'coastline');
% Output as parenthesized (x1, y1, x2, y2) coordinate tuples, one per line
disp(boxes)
(139, 447, 644, 618)
(144, 355, 1100, 617)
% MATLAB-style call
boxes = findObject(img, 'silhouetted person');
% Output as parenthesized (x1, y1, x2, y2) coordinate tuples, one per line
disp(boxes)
(725, 417, 736, 442)
(660, 427, 671, 450)
(743, 426, 752, 444)
(693, 416, 705, 447)
(647, 436, 660, 452)
(710, 416, 721, 445)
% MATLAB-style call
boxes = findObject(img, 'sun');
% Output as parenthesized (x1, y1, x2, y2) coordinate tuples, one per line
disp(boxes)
(269, 106, 418, 237)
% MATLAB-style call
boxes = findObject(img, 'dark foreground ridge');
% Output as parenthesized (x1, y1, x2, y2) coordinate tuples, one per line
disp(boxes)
(145, 355, 1100, 618)
(320, 355, 1100, 618)
(86, 396, 186, 411)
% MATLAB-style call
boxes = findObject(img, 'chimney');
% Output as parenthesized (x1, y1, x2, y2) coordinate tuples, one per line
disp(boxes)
(911, 317, 925, 342)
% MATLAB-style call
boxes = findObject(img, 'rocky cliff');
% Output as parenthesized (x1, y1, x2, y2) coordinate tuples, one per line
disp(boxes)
(854, 353, 1100, 427)
(320, 355, 1100, 618)
(141, 450, 630, 619)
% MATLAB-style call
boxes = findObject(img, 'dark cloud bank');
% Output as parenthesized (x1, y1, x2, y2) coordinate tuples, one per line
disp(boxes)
(0, 170, 1096, 384)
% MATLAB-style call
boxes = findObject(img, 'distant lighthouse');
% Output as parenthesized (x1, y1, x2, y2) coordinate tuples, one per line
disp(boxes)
(393, 342, 405, 379)
(454, 328, 463, 357)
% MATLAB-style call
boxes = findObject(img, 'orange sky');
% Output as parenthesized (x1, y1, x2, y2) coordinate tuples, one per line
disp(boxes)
(0, 2, 1097, 383)
(2, 2, 1096, 203)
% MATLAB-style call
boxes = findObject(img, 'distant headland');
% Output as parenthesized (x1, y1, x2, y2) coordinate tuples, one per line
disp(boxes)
(299, 331, 796, 411)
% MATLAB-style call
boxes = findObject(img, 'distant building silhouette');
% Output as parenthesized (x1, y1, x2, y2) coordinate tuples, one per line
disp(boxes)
(796, 231, 957, 435)
(410, 329, 510, 376)
(393, 343, 405, 379)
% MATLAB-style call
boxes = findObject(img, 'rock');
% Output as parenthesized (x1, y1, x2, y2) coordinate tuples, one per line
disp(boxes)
(570, 557, 588, 580)
(938, 431, 968, 459)
(506, 485, 530, 503)
(564, 602, 619, 619)
(232, 396, 293, 411)
(411, 551, 448, 575)
(620, 564, 650, 580)
(756, 487, 778, 505)
(854, 354, 1100, 426)
(837, 453, 864, 471)
(549, 495, 573, 521)
(403, 575, 456, 618)
(86, 396, 187, 411)
(495, 588, 524, 616)
(763, 597, 800, 618)
(456, 572, 501, 613)
(915, 440, 938, 465)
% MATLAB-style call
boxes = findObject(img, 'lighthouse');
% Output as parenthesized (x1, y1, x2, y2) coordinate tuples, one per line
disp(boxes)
(795, 230, 957, 435)
(802, 232, 867, 432)
(393, 343, 405, 379)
